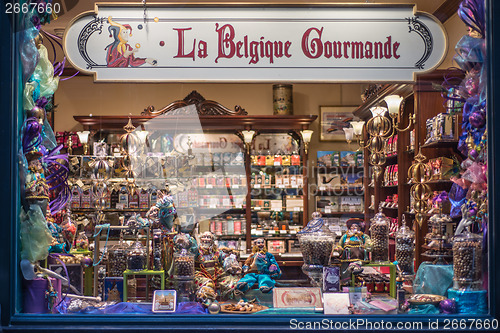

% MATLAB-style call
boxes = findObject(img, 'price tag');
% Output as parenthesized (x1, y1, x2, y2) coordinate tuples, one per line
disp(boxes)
(293, 207, 301, 212)
(290, 230, 297, 234)
(116, 203, 124, 210)
(254, 207, 261, 210)
(232, 184, 239, 189)
(76, 180, 85, 188)
(278, 185, 285, 189)
(236, 204, 243, 209)
(273, 207, 282, 212)
(254, 184, 261, 189)
(325, 207, 332, 214)
(274, 162, 281, 166)
(206, 184, 213, 189)
(279, 230, 287, 234)
(222, 198, 231, 206)
(256, 230, 264, 236)
(319, 186, 326, 191)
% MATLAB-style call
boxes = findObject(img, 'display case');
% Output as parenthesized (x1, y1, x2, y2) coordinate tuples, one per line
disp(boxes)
(72, 91, 316, 262)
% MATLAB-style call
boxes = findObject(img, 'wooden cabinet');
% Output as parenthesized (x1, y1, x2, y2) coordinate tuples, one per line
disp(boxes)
(354, 70, 463, 269)
(73, 91, 317, 259)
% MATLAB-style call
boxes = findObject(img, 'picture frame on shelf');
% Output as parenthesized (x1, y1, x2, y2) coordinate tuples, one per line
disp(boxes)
(320, 106, 359, 141)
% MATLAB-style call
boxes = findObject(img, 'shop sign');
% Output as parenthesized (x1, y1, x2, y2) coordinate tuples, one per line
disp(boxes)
(63, 4, 447, 82)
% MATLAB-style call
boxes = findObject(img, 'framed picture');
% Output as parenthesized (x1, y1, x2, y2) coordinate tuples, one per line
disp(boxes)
(103, 277, 123, 302)
(273, 287, 322, 308)
(152, 290, 177, 313)
(320, 106, 359, 141)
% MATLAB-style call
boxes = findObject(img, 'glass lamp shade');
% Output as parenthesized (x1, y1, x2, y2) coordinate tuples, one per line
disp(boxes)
(136, 130, 149, 144)
(370, 106, 388, 118)
(350, 121, 365, 136)
(77, 131, 90, 144)
(300, 129, 314, 143)
(384, 95, 403, 116)
(241, 130, 256, 144)
(343, 128, 354, 142)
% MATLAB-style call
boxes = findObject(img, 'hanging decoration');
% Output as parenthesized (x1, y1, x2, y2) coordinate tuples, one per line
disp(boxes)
(443, 0, 488, 289)
(19, 2, 75, 273)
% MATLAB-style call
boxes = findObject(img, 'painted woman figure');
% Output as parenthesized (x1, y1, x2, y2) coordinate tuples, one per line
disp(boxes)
(105, 17, 156, 68)
(337, 218, 371, 262)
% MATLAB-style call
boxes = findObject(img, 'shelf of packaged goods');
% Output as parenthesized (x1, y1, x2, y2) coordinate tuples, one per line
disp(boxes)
(191, 207, 246, 212)
(421, 139, 459, 149)
(384, 154, 398, 163)
(251, 164, 302, 169)
(316, 188, 364, 196)
(250, 232, 300, 238)
(313, 166, 364, 173)
(71, 208, 150, 213)
(251, 185, 303, 190)
(215, 234, 246, 239)
(403, 211, 460, 219)
(319, 211, 364, 216)
(196, 186, 247, 190)
(251, 207, 303, 213)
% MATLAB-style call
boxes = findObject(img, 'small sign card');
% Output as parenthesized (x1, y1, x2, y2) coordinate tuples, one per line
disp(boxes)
(273, 287, 322, 308)
(152, 290, 177, 313)
(323, 293, 351, 315)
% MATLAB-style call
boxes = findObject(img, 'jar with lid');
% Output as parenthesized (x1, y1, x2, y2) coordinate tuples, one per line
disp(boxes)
(395, 215, 415, 277)
(370, 205, 390, 263)
(152, 229, 163, 271)
(452, 230, 483, 290)
(173, 249, 196, 302)
(107, 241, 128, 277)
(127, 240, 147, 271)
(298, 212, 335, 287)
(173, 249, 195, 279)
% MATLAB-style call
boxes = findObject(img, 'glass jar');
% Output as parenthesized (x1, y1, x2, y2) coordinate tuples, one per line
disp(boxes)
(127, 240, 147, 271)
(395, 216, 415, 277)
(173, 249, 195, 279)
(107, 242, 128, 277)
(298, 212, 335, 287)
(370, 206, 390, 263)
(152, 229, 163, 271)
(453, 231, 483, 290)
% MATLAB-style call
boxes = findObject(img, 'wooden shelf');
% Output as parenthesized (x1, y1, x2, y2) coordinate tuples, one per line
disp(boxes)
(421, 139, 459, 149)
(75, 114, 317, 131)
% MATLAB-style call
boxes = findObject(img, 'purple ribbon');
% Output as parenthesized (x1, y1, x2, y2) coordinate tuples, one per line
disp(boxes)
(22, 118, 42, 154)
(433, 191, 449, 204)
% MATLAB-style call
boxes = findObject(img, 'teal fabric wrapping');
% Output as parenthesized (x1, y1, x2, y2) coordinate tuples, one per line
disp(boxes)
(413, 262, 454, 296)
(408, 303, 440, 314)
(447, 289, 487, 314)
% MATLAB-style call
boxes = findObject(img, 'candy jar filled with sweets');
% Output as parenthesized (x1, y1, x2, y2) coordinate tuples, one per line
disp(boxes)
(75, 231, 89, 251)
(395, 215, 415, 277)
(127, 240, 147, 271)
(173, 249, 196, 302)
(298, 212, 335, 287)
(107, 241, 128, 277)
(452, 230, 483, 290)
(370, 205, 390, 263)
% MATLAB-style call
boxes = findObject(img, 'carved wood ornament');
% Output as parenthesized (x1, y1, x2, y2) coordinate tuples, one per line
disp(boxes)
(141, 90, 247, 116)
